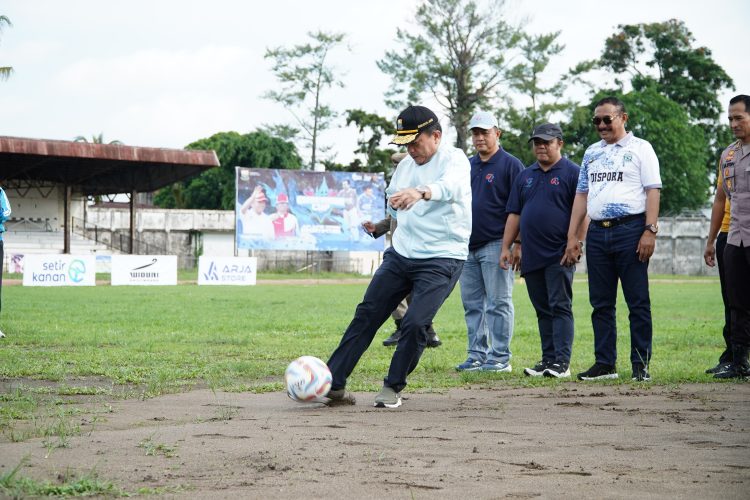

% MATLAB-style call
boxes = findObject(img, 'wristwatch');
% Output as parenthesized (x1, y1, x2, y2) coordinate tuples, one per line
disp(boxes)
(644, 223, 659, 234)
(415, 185, 429, 200)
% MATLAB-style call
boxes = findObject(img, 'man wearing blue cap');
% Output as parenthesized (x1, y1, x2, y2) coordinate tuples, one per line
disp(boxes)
(325, 105, 472, 408)
(455, 111, 524, 373)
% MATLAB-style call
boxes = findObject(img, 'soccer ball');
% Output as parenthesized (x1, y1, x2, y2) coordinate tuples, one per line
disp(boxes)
(284, 356, 332, 402)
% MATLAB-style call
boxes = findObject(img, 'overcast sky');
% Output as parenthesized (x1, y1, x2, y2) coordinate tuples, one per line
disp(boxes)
(0, 0, 747, 165)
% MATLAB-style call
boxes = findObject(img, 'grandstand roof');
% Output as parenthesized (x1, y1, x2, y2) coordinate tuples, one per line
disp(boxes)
(0, 136, 220, 195)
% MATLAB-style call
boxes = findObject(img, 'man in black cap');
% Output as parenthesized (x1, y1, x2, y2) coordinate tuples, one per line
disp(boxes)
(325, 105, 471, 408)
(500, 123, 584, 378)
(363, 152, 442, 349)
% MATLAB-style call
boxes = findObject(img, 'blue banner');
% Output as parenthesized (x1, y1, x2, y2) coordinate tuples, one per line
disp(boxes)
(236, 168, 386, 251)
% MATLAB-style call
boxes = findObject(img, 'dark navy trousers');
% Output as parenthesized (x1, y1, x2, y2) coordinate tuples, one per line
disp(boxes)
(585, 216, 653, 367)
(328, 247, 463, 392)
(524, 262, 575, 364)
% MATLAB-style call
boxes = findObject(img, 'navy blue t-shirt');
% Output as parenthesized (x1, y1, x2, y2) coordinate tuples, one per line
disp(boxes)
(506, 157, 580, 275)
(468, 148, 524, 251)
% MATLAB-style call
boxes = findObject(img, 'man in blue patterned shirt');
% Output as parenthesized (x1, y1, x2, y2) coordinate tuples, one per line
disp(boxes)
(563, 96, 661, 382)
(0, 185, 11, 339)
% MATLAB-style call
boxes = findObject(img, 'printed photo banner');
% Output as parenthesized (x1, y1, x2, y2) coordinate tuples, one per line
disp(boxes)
(197, 256, 257, 286)
(111, 255, 177, 286)
(235, 168, 386, 251)
(22, 254, 96, 287)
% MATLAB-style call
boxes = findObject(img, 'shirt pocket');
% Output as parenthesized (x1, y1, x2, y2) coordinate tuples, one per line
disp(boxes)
(722, 164, 736, 193)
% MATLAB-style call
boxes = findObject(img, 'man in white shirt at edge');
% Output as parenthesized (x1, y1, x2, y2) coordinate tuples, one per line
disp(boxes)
(325, 105, 472, 408)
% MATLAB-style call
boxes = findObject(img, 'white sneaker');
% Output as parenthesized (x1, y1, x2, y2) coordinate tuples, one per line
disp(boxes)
(543, 362, 571, 378)
(373, 386, 402, 408)
(0, 329, 5, 339)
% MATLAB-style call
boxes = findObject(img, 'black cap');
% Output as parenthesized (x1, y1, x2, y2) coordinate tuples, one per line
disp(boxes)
(528, 123, 563, 142)
(390, 105, 439, 145)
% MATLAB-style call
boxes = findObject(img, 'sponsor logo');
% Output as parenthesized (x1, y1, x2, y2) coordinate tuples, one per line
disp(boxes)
(485, 173, 495, 184)
(200, 259, 256, 284)
(68, 259, 86, 283)
(550, 177, 560, 185)
(129, 259, 160, 280)
(204, 262, 219, 281)
(30, 258, 90, 284)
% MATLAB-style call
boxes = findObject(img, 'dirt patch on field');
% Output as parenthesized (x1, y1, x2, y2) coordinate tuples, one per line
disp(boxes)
(1, 383, 748, 498)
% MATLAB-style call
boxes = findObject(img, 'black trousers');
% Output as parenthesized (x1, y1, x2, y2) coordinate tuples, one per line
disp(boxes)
(327, 247, 463, 393)
(716, 232, 732, 362)
(724, 241, 750, 347)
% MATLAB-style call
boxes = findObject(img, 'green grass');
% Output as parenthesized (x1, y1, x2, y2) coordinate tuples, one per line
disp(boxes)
(0, 275, 730, 492)
(0, 461, 126, 497)
(0, 458, 189, 497)
(0, 276, 725, 391)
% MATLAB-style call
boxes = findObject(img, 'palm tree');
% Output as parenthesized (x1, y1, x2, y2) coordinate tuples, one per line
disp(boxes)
(74, 133, 123, 145)
(74, 133, 125, 207)
(0, 15, 13, 81)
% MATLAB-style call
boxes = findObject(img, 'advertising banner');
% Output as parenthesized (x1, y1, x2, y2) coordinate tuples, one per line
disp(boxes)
(197, 256, 257, 286)
(22, 254, 96, 287)
(236, 168, 386, 251)
(111, 255, 177, 286)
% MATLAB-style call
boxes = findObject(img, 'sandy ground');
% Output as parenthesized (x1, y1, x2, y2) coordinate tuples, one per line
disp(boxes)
(0, 382, 748, 499)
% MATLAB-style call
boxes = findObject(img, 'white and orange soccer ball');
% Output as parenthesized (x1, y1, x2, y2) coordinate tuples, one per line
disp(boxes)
(284, 356, 332, 402)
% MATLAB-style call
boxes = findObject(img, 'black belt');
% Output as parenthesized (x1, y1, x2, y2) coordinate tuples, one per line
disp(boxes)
(591, 213, 644, 228)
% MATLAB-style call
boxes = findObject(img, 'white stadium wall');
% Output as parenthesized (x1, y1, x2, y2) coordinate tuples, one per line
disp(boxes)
(0, 192, 727, 276)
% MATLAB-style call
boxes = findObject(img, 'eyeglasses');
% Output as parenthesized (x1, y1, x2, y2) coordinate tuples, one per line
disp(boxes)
(591, 115, 619, 126)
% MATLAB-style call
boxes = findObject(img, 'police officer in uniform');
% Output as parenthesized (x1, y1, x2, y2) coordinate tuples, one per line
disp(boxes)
(708, 94, 750, 379)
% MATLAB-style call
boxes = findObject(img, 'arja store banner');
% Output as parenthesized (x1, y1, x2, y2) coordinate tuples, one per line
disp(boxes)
(235, 168, 386, 251)
(110, 255, 177, 286)
(22, 254, 96, 287)
(197, 256, 257, 286)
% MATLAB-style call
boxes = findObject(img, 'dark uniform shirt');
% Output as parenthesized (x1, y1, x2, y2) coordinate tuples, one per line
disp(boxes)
(468, 148, 524, 251)
(506, 157, 580, 275)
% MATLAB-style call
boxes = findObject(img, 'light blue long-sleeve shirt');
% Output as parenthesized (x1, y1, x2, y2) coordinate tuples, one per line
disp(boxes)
(0, 188, 10, 241)
(387, 143, 472, 260)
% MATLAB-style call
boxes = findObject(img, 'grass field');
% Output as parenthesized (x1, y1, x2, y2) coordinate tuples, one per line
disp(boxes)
(0, 275, 726, 396)
(0, 274, 738, 497)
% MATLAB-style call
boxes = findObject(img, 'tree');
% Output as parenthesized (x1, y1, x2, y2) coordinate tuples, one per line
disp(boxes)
(500, 31, 569, 166)
(264, 31, 348, 170)
(564, 86, 709, 215)
(74, 133, 123, 145)
(0, 15, 13, 81)
(153, 131, 302, 210)
(377, 0, 521, 151)
(599, 19, 733, 123)
(344, 109, 397, 175)
(597, 19, 734, 177)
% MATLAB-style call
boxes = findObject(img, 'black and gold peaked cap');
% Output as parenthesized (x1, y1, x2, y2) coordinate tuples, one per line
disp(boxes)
(390, 105, 439, 145)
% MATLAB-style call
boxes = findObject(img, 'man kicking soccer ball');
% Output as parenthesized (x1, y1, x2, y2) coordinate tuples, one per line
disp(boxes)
(325, 105, 472, 408)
